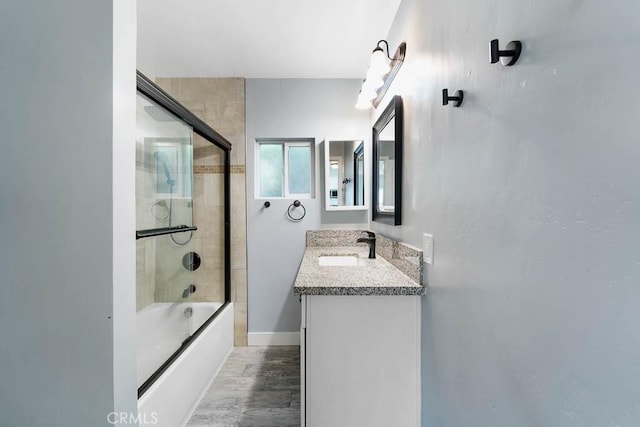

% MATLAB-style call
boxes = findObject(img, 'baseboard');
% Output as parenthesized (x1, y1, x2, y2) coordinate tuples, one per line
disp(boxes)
(247, 332, 300, 346)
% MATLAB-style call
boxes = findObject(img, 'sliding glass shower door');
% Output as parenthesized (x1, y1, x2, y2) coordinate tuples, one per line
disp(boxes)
(134, 74, 231, 397)
(135, 92, 196, 387)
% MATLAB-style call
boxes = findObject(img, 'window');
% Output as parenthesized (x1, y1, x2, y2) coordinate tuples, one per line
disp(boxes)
(257, 140, 313, 198)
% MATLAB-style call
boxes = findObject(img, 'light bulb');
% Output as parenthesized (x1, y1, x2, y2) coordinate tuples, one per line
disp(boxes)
(369, 47, 389, 76)
(365, 69, 384, 89)
(360, 84, 378, 100)
(355, 93, 372, 109)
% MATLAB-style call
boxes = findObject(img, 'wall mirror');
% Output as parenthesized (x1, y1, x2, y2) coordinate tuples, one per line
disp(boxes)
(372, 95, 403, 225)
(324, 139, 368, 211)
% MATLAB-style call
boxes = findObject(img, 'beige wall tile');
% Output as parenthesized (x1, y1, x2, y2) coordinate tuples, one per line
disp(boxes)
(195, 206, 223, 238)
(202, 239, 224, 270)
(153, 77, 247, 344)
(154, 78, 172, 94)
(230, 132, 246, 165)
(191, 268, 224, 303)
(230, 174, 247, 207)
(193, 133, 211, 151)
(232, 203, 247, 228)
(194, 143, 224, 166)
(193, 174, 204, 202)
(234, 301, 248, 346)
(204, 174, 225, 207)
(231, 268, 247, 303)
(231, 237, 247, 270)
(181, 100, 205, 121)
(234, 334, 248, 347)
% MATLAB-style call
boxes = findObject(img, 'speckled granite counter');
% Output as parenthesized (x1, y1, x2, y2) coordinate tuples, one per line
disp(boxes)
(294, 231, 426, 296)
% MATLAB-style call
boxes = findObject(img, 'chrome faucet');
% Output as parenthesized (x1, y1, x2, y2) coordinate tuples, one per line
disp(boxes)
(356, 231, 376, 259)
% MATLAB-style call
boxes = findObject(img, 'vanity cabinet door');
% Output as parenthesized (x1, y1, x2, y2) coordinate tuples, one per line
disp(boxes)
(304, 295, 421, 427)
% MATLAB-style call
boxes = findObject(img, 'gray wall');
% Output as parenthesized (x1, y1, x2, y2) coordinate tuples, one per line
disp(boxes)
(0, 2, 137, 425)
(372, 0, 640, 425)
(246, 79, 369, 333)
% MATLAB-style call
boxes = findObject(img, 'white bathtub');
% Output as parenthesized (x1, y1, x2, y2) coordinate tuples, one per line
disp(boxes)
(137, 302, 233, 426)
(136, 302, 224, 387)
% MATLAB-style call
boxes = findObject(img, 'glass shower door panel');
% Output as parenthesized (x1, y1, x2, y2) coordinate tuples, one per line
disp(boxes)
(135, 92, 196, 387)
(135, 233, 197, 387)
(135, 93, 194, 232)
(188, 137, 227, 333)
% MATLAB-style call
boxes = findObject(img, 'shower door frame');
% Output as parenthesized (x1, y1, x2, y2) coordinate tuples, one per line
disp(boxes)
(136, 71, 232, 398)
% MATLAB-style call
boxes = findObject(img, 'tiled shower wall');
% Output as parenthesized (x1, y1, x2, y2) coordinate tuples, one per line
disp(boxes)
(156, 78, 248, 346)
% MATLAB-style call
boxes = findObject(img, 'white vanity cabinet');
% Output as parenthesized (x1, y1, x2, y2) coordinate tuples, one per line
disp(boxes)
(300, 294, 421, 427)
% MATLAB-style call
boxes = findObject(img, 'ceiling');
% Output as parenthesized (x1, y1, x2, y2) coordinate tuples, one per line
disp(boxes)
(137, 0, 402, 79)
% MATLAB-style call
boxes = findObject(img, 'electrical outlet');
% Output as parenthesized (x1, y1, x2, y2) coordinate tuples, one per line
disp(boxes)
(423, 233, 434, 265)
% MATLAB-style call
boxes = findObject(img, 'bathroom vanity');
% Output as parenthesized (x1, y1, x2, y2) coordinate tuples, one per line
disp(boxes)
(294, 230, 425, 427)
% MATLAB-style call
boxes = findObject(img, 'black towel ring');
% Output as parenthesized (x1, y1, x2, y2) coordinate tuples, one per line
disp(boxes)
(287, 200, 306, 222)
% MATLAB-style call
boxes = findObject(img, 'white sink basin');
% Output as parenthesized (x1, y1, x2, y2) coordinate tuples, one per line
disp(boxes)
(318, 255, 360, 267)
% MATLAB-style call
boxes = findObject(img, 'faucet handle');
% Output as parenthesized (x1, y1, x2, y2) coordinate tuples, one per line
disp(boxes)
(361, 231, 375, 238)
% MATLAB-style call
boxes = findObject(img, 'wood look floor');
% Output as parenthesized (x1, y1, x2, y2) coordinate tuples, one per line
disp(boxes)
(186, 346, 300, 427)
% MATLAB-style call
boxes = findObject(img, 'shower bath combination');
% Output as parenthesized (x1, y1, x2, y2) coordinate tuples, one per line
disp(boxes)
(135, 71, 233, 425)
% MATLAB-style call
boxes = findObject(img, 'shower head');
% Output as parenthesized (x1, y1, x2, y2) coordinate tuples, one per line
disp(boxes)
(153, 151, 176, 186)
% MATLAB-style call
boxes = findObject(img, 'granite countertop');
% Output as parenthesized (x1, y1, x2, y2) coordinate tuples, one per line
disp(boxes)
(293, 246, 425, 296)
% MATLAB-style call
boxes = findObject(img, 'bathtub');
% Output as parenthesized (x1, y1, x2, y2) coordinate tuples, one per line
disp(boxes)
(137, 302, 233, 427)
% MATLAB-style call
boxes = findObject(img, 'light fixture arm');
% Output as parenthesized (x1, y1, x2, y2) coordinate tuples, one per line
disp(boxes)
(356, 40, 407, 110)
(372, 42, 406, 108)
(374, 40, 392, 60)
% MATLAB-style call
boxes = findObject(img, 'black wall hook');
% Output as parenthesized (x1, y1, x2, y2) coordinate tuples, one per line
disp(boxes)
(490, 39, 522, 66)
(442, 89, 464, 107)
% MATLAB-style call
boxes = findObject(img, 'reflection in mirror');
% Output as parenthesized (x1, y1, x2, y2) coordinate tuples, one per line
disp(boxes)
(378, 117, 395, 212)
(372, 95, 402, 225)
(354, 143, 365, 206)
(324, 140, 368, 211)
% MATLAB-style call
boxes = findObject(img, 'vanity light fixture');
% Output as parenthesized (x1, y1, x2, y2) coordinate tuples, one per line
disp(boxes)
(490, 39, 522, 66)
(355, 40, 406, 109)
(442, 89, 464, 107)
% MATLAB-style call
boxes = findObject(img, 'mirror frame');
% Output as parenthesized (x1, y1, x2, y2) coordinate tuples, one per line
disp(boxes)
(353, 142, 365, 206)
(324, 139, 369, 211)
(372, 95, 403, 225)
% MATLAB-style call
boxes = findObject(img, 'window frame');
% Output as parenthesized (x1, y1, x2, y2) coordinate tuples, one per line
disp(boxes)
(256, 139, 314, 199)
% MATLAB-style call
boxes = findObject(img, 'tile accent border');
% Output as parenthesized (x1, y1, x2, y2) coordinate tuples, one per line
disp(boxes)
(194, 165, 245, 174)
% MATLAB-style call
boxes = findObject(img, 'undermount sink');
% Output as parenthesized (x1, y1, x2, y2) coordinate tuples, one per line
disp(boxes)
(318, 255, 360, 267)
